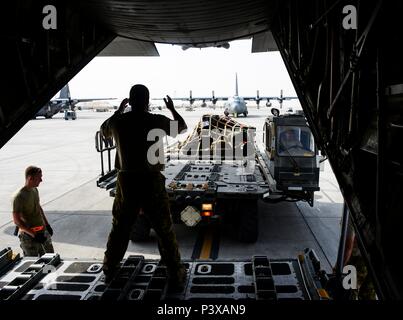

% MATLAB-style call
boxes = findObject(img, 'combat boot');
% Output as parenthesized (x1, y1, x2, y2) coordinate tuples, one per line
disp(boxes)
(103, 266, 118, 284)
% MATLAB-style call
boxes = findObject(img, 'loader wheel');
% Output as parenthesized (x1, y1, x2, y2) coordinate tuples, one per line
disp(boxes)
(130, 214, 151, 242)
(237, 201, 258, 243)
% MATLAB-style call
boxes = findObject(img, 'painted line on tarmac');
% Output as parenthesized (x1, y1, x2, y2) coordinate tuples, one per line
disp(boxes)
(191, 224, 220, 260)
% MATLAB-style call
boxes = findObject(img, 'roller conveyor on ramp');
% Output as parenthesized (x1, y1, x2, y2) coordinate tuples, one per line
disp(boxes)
(0, 247, 332, 301)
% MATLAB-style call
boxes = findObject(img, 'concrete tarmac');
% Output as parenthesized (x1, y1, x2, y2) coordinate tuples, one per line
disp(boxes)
(0, 105, 343, 272)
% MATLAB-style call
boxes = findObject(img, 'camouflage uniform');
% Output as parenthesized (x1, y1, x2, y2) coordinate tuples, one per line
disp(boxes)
(13, 186, 54, 257)
(101, 109, 184, 281)
(19, 230, 54, 257)
(103, 170, 183, 277)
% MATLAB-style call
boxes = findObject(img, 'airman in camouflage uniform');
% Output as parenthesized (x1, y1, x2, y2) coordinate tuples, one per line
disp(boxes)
(101, 85, 187, 289)
(12, 166, 54, 257)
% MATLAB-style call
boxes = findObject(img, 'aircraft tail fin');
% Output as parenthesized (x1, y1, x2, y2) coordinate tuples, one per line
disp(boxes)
(59, 84, 71, 99)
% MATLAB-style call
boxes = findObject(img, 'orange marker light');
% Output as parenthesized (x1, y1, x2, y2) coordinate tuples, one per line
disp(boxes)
(201, 211, 213, 217)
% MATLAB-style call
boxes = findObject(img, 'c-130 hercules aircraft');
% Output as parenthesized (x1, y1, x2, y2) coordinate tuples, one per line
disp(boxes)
(35, 84, 115, 119)
(163, 73, 298, 117)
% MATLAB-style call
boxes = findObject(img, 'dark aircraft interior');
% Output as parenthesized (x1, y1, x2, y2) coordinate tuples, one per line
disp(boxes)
(1, 0, 402, 299)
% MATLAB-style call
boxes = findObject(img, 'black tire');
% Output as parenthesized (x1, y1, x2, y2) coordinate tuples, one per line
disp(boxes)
(130, 214, 151, 242)
(237, 200, 258, 243)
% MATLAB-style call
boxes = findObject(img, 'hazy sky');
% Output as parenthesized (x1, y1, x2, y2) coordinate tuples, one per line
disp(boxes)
(68, 39, 297, 101)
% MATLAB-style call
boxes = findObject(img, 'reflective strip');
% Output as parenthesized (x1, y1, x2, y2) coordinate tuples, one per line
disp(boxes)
(317, 288, 330, 299)
(30, 226, 44, 232)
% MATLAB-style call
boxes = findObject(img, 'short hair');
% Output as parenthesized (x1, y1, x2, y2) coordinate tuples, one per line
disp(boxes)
(129, 84, 149, 110)
(25, 166, 42, 179)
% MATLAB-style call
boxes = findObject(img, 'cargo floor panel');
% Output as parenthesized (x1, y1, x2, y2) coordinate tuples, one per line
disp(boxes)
(0, 249, 327, 300)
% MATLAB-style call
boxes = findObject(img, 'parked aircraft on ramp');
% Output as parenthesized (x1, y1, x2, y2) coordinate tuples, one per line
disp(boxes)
(35, 84, 115, 118)
(157, 73, 299, 117)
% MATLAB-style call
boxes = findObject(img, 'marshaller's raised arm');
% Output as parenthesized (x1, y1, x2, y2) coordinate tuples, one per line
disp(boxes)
(164, 95, 187, 134)
(101, 98, 128, 138)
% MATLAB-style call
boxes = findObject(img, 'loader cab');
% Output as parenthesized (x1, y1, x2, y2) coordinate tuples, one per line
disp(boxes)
(277, 126, 315, 157)
(263, 109, 320, 206)
(64, 109, 77, 120)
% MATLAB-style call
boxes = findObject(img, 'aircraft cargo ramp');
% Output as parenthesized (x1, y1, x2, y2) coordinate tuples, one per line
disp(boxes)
(0, 248, 330, 301)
